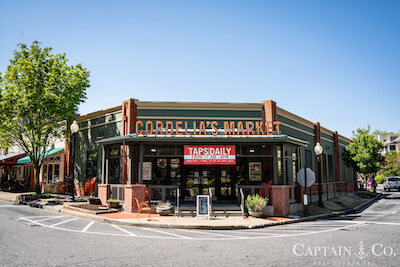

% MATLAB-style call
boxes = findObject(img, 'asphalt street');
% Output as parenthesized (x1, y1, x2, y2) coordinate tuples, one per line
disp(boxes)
(1, 189, 399, 266)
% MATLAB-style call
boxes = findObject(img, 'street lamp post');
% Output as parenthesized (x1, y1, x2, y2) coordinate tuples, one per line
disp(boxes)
(314, 142, 324, 207)
(69, 120, 79, 202)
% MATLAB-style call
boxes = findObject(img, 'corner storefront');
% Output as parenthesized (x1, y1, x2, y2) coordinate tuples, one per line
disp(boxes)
(69, 99, 355, 216)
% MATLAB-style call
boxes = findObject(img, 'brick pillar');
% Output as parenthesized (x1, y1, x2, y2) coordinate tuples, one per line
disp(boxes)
(122, 98, 138, 185)
(122, 98, 138, 135)
(333, 131, 341, 182)
(271, 185, 291, 217)
(261, 100, 278, 133)
(98, 184, 110, 205)
(124, 184, 146, 213)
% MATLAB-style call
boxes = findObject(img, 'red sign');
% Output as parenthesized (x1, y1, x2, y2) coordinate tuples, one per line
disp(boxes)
(184, 145, 236, 165)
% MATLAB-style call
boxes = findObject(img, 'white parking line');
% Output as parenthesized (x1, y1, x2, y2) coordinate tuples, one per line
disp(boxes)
(112, 225, 137, 236)
(36, 216, 66, 222)
(174, 228, 246, 238)
(49, 218, 78, 227)
(81, 221, 95, 232)
(141, 227, 192, 239)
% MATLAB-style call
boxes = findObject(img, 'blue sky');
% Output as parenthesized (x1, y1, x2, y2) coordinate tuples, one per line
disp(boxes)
(1, 0, 399, 138)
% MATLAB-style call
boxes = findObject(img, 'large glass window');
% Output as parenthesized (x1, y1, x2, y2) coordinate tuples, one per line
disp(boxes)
(86, 150, 99, 179)
(108, 146, 121, 184)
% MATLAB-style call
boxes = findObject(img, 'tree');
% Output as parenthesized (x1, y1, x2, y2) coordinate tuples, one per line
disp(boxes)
(0, 41, 90, 194)
(382, 152, 400, 177)
(342, 126, 385, 181)
(372, 129, 395, 136)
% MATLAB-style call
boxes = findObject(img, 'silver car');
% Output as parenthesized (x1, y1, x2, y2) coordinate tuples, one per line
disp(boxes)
(383, 176, 400, 192)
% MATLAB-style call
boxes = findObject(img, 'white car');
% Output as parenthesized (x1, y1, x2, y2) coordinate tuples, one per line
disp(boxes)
(383, 176, 400, 192)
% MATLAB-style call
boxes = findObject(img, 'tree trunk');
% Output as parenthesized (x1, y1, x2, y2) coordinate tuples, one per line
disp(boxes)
(34, 163, 41, 195)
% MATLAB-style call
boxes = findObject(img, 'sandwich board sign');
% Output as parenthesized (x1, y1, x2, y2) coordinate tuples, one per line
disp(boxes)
(197, 195, 210, 220)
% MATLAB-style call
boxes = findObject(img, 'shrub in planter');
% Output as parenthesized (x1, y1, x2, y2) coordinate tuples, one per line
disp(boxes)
(107, 199, 120, 209)
(245, 194, 267, 217)
(156, 201, 172, 215)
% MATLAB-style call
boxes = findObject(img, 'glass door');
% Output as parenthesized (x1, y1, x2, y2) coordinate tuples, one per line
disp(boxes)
(184, 167, 216, 201)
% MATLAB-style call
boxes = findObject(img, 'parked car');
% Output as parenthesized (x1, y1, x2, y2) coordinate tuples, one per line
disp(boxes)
(383, 176, 400, 192)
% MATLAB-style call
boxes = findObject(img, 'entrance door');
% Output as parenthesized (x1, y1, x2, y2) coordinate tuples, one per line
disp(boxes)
(184, 167, 216, 201)
(184, 166, 236, 201)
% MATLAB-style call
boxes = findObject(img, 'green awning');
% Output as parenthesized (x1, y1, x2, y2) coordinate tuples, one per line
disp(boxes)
(17, 147, 64, 163)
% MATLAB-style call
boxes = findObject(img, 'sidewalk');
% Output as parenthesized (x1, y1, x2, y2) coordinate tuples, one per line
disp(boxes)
(0, 190, 382, 230)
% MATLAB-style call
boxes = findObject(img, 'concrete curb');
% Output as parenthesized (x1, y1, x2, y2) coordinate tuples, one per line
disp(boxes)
(1, 193, 383, 230)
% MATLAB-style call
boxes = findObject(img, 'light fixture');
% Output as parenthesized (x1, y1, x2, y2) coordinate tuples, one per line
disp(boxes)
(314, 141, 324, 207)
(151, 148, 157, 153)
(314, 142, 323, 155)
(249, 148, 255, 153)
(70, 120, 79, 133)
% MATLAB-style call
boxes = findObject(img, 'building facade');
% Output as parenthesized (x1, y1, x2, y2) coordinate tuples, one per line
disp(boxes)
(68, 99, 355, 211)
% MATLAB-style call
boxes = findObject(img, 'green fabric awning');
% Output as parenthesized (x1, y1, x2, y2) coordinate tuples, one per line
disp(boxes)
(17, 147, 64, 163)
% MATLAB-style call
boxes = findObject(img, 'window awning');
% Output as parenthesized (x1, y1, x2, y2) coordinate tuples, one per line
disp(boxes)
(17, 147, 64, 163)
(0, 151, 27, 165)
(96, 133, 309, 147)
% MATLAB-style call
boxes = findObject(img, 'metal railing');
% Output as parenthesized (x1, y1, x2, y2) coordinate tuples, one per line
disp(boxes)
(110, 184, 125, 202)
(240, 187, 245, 218)
(237, 185, 270, 204)
(148, 185, 179, 204)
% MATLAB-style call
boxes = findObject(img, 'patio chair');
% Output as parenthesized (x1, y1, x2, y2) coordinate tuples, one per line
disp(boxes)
(135, 198, 151, 221)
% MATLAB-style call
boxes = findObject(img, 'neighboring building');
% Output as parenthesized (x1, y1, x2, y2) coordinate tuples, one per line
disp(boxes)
(376, 133, 400, 155)
(0, 139, 67, 193)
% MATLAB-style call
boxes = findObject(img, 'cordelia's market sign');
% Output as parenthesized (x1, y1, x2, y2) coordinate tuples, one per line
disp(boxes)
(134, 120, 281, 136)
(184, 145, 236, 165)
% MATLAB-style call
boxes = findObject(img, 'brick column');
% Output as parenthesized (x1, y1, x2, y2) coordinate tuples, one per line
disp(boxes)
(271, 185, 291, 217)
(124, 184, 146, 213)
(261, 100, 278, 133)
(333, 131, 341, 182)
(98, 184, 110, 205)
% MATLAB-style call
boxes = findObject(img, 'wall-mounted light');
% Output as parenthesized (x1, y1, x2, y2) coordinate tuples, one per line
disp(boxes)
(151, 148, 157, 153)
(249, 148, 255, 153)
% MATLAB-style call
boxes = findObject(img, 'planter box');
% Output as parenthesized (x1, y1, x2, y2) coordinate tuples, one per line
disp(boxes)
(156, 207, 172, 216)
(107, 201, 120, 209)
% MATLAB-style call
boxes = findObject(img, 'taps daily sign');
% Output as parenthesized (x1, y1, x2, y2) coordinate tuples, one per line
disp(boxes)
(184, 145, 236, 165)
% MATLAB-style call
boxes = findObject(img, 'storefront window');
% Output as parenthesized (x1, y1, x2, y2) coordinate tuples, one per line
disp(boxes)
(277, 145, 282, 184)
(86, 150, 99, 179)
(108, 146, 121, 184)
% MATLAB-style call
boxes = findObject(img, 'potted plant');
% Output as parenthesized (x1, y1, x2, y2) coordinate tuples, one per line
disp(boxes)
(245, 194, 267, 217)
(107, 199, 120, 209)
(156, 200, 172, 216)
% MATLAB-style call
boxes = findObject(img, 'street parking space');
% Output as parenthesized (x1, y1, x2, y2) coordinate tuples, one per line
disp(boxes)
(13, 213, 380, 241)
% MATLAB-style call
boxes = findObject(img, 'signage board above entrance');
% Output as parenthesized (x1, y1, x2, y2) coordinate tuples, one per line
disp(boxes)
(135, 120, 281, 136)
(184, 145, 236, 165)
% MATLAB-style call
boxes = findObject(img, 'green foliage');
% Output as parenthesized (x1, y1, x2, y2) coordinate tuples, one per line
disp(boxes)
(107, 199, 120, 203)
(245, 194, 267, 212)
(342, 126, 385, 178)
(375, 175, 385, 184)
(382, 152, 400, 177)
(0, 41, 90, 193)
(372, 130, 395, 136)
